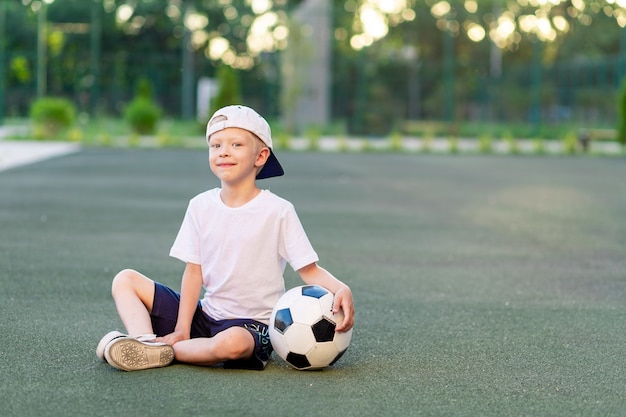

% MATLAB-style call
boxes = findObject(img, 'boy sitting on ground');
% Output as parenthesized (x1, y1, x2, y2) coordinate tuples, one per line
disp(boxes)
(96, 105, 355, 371)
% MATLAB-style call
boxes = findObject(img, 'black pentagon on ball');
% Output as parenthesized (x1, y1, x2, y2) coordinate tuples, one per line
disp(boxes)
(301, 285, 328, 299)
(273, 308, 293, 334)
(311, 317, 336, 342)
(286, 352, 311, 369)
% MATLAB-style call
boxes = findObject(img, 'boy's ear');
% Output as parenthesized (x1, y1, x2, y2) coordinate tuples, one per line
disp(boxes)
(255, 147, 271, 167)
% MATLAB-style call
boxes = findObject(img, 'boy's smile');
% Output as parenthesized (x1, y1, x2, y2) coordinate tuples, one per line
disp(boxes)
(216, 161, 236, 169)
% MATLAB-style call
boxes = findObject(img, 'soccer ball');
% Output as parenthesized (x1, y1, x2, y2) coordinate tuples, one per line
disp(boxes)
(269, 285, 352, 370)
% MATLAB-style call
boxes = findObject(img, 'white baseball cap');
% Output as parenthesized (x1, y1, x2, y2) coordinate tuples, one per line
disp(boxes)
(206, 105, 284, 179)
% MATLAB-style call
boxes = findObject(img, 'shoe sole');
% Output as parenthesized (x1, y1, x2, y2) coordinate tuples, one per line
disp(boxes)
(105, 338, 174, 371)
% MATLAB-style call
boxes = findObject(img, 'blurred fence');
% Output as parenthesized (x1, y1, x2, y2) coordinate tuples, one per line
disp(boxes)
(1, 46, 622, 134)
(341, 50, 621, 136)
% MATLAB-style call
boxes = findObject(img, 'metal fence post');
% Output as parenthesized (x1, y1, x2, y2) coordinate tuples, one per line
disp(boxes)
(443, 27, 455, 122)
(181, 0, 194, 120)
(0, 0, 5, 125)
(37, 1, 48, 98)
(530, 38, 542, 131)
(90, 0, 101, 117)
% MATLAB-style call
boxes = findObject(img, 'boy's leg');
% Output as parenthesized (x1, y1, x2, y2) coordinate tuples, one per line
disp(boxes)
(111, 269, 156, 336)
(102, 273, 178, 371)
(172, 327, 256, 366)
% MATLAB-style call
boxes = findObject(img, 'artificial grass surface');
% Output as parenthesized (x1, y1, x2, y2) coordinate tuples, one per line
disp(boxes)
(0, 149, 624, 416)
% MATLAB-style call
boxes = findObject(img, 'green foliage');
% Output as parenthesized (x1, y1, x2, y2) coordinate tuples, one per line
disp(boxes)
(448, 136, 459, 154)
(304, 126, 321, 151)
(617, 78, 626, 145)
(268, 121, 290, 150)
(209, 65, 242, 117)
(10, 56, 31, 84)
(124, 78, 161, 135)
(157, 132, 185, 148)
(3, 0, 626, 135)
(350, 83, 396, 136)
(98, 132, 113, 146)
(128, 133, 141, 147)
(135, 77, 154, 100)
(507, 138, 520, 154)
(478, 134, 493, 154)
(274, 131, 291, 150)
(124, 97, 162, 135)
(29, 97, 76, 139)
(561, 132, 579, 154)
(360, 138, 373, 152)
(421, 136, 433, 153)
(501, 132, 520, 155)
(336, 135, 349, 152)
(389, 131, 404, 151)
(67, 127, 83, 143)
(532, 138, 546, 155)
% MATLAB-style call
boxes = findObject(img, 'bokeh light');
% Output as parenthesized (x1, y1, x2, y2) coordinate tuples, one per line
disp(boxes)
(113, 1, 626, 66)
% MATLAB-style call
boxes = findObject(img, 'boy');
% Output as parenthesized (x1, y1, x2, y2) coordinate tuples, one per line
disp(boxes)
(96, 105, 354, 371)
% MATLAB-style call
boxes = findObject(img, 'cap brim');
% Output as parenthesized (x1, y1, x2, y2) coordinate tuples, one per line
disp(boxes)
(256, 149, 284, 179)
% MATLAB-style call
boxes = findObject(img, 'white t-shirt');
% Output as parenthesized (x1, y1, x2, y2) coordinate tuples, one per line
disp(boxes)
(169, 188, 319, 324)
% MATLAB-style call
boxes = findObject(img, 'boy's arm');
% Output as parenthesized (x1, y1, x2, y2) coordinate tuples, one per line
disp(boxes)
(297, 263, 354, 332)
(157, 262, 203, 346)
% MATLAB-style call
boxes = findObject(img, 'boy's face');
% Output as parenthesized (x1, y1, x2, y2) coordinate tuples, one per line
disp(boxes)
(208, 127, 270, 185)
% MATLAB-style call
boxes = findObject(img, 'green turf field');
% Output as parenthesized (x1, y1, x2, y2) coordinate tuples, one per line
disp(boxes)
(1, 149, 624, 416)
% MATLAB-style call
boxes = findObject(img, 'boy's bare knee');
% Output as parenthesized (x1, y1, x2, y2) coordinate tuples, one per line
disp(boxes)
(225, 342, 249, 360)
(111, 269, 155, 311)
(221, 329, 255, 360)
(111, 269, 140, 297)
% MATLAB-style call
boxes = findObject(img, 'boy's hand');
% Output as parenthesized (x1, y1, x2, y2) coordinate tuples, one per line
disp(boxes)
(157, 330, 189, 346)
(297, 263, 355, 333)
(333, 285, 354, 333)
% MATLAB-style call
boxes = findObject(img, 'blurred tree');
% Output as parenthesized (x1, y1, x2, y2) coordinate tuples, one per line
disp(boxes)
(3, 0, 626, 126)
(209, 64, 242, 116)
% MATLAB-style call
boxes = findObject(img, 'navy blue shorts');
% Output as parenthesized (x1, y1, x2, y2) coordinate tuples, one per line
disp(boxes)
(150, 282, 272, 370)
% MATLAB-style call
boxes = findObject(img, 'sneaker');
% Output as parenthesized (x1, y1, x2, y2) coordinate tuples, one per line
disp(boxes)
(96, 331, 127, 361)
(97, 332, 160, 361)
(104, 336, 174, 371)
